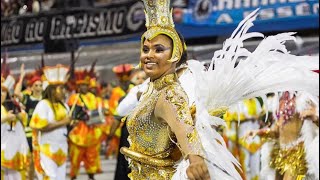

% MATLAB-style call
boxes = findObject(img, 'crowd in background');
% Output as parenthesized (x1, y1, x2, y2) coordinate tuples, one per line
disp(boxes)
(1, 0, 135, 17)
(1, 61, 150, 180)
(1, 0, 53, 17)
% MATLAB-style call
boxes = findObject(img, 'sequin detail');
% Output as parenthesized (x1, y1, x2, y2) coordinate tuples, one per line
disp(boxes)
(270, 142, 307, 176)
(124, 74, 202, 179)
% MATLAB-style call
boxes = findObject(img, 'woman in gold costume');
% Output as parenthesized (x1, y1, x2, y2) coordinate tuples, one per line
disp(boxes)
(120, 0, 210, 179)
(246, 91, 319, 180)
(121, 1, 319, 180)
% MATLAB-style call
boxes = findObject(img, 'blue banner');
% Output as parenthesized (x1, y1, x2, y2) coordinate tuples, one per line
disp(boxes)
(174, 0, 319, 37)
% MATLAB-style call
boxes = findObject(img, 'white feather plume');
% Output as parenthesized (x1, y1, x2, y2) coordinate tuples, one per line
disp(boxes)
(188, 8, 318, 117)
(301, 120, 319, 179)
(260, 142, 276, 180)
(177, 8, 318, 180)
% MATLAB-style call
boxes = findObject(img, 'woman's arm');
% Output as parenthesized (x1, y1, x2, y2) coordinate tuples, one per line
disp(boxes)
(155, 86, 210, 180)
(244, 123, 279, 140)
(300, 103, 319, 126)
(14, 64, 26, 101)
(39, 116, 71, 132)
(116, 86, 139, 117)
(30, 100, 71, 132)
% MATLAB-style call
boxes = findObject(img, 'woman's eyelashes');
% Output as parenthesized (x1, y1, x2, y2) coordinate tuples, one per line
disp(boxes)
(155, 47, 165, 53)
(154, 45, 168, 53)
(142, 45, 169, 54)
(143, 46, 149, 53)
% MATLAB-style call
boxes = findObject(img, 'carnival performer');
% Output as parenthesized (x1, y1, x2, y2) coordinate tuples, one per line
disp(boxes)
(114, 50, 200, 180)
(98, 81, 112, 156)
(89, 77, 100, 95)
(89, 75, 108, 174)
(29, 64, 71, 180)
(245, 91, 319, 180)
(223, 98, 263, 180)
(130, 69, 147, 86)
(68, 69, 105, 180)
(110, 69, 147, 180)
(120, 1, 319, 180)
(116, 69, 148, 117)
(106, 64, 134, 160)
(14, 63, 43, 180)
(119, 0, 213, 179)
(1, 75, 29, 180)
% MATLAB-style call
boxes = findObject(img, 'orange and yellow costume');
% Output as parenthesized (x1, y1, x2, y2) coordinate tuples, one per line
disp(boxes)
(67, 70, 106, 178)
(29, 65, 70, 180)
(1, 105, 29, 180)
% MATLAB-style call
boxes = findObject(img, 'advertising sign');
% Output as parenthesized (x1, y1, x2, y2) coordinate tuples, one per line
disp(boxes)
(1, 1, 146, 47)
(177, 0, 318, 36)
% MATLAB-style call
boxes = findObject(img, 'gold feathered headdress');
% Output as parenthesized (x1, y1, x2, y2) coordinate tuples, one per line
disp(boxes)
(141, 0, 184, 63)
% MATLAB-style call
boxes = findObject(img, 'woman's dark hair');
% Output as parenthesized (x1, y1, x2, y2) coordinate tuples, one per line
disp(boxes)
(177, 31, 188, 67)
(43, 84, 66, 117)
(43, 84, 58, 102)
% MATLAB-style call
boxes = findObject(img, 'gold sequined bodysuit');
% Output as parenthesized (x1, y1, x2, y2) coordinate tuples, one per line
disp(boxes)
(270, 114, 308, 177)
(121, 74, 202, 180)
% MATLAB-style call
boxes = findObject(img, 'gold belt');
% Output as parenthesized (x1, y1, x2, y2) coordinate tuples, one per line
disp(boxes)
(120, 147, 176, 167)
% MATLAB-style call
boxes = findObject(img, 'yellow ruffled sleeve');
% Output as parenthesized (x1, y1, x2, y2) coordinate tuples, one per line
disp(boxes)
(29, 100, 49, 129)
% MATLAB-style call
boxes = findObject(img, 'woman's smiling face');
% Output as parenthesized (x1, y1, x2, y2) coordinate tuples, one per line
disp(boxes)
(140, 34, 175, 80)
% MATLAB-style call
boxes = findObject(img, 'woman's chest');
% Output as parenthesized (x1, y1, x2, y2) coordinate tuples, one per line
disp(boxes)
(48, 103, 68, 122)
(127, 92, 164, 133)
(126, 91, 174, 155)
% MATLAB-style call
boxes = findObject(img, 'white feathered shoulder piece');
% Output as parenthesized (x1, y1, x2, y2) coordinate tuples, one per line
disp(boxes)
(188, 9, 319, 116)
(173, 8, 319, 180)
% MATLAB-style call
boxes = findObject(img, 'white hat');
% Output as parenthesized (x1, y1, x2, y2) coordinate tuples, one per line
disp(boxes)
(1, 75, 15, 92)
(42, 64, 69, 85)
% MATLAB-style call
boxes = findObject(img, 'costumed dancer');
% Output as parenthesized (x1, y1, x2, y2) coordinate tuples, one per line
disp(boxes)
(223, 98, 263, 180)
(106, 64, 134, 160)
(14, 64, 43, 180)
(114, 38, 197, 179)
(245, 91, 319, 180)
(180, 9, 319, 180)
(121, 1, 319, 179)
(130, 69, 148, 86)
(68, 68, 105, 180)
(113, 69, 147, 180)
(88, 61, 109, 174)
(1, 74, 29, 180)
(115, 48, 200, 180)
(29, 64, 71, 180)
(98, 81, 112, 157)
(120, 0, 213, 179)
